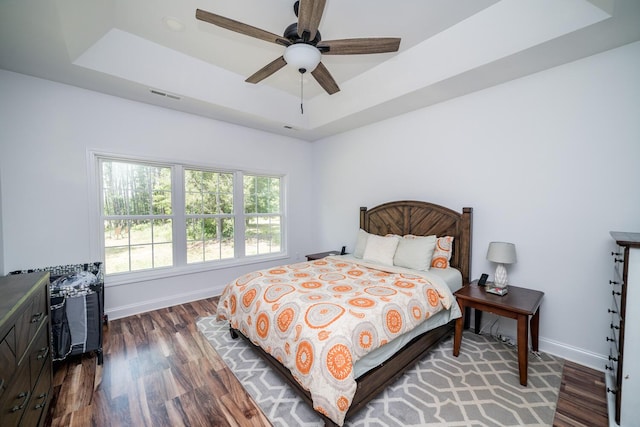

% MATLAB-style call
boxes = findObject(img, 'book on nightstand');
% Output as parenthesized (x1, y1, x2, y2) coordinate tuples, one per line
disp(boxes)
(485, 285, 509, 296)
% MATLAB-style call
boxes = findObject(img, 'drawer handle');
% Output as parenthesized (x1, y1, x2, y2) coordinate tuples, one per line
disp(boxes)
(612, 290, 621, 296)
(605, 365, 614, 371)
(609, 355, 618, 362)
(606, 336, 615, 342)
(608, 308, 618, 314)
(34, 392, 48, 409)
(607, 387, 617, 395)
(31, 312, 44, 323)
(37, 346, 49, 360)
(609, 280, 620, 286)
(11, 391, 30, 412)
(614, 258, 623, 264)
(610, 323, 620, 330)
(611, 251, 622, 257)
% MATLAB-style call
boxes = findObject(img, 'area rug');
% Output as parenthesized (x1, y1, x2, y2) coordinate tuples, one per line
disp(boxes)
(197, 317, 563, 427)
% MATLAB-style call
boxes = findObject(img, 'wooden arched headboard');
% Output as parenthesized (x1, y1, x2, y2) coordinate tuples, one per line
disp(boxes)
(360, 200, 473, 284)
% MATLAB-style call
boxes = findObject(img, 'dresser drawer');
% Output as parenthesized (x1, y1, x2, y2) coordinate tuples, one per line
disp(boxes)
(20, 353, 51, 427)
(0, 361, 31, 425)
(0, 328, 17, 401)
(28, 326, 50, 390)
(14, 286, 47, 364)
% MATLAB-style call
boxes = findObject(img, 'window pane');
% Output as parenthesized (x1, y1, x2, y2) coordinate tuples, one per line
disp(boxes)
(220, 192, 233, 214)
(102, 162, 129, 215)
(187, 218, 203, 241)
(221, 218, 234, 257)
(153, 242, 173, 268)
(245, 216, 281, 256)
(201, 171, 217, 192)
(105, 246, 130, 274)
(184, 169, 202, 193)
(153, 191, 171, 215)
(129, 167, 152, 215)
(185, 193, 203, 214)
(186, 217, 203, 264)
(128, 220, 151, 245)
(267, 178, 281, 213)
(244, 175, 257, 214)
(187, 241, 203, 264)
(104, 220, 129, 246)
(130, 245, 153, 270)
(153, 219, 172, 243)
(203, 193, 218, 214)
(244, 175, 281, 214)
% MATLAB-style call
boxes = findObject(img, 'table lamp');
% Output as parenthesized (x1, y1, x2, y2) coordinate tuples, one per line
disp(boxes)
(486, 242, 517, 294)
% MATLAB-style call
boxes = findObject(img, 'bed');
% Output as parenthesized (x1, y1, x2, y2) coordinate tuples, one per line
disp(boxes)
(217, 200, 472, 426)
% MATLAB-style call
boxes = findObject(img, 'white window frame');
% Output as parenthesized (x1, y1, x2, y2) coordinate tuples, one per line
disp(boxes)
(87, 151, 288, 286)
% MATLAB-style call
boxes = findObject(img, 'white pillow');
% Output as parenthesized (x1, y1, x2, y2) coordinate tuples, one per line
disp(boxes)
(363, 234, 400, 266)
(393, 235, 437, 270)
(353, 229, 370, 259)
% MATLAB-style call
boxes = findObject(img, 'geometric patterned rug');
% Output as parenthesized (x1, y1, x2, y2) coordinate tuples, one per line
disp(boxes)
(197, 317, 563, 427)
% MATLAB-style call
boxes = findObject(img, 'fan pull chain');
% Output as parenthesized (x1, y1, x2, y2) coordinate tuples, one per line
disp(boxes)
(300, 71, 304, 114)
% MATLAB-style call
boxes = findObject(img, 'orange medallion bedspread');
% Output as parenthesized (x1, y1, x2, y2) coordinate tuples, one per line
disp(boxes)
(216, 256, 456, 426)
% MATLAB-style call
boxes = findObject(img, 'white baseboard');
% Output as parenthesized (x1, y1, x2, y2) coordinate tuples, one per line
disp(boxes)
(474, 312, 607, 372)
(538, 336, 606, 372)
(105, 287, 220, 321)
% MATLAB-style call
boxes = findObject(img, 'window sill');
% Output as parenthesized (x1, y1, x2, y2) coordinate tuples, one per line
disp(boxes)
(104, 253, 290, 287)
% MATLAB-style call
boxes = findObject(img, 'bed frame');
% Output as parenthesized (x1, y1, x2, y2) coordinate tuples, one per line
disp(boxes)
(231, 200, 472, 426)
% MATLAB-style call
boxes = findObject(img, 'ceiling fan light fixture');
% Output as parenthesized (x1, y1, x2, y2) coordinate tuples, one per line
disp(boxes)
(162, 16, 185, 32)
(283, 43, 321, 73)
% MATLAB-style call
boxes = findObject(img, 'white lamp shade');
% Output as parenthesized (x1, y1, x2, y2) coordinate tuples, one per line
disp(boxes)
(284, 43, 321, 73)
(486, 242, 517, 264)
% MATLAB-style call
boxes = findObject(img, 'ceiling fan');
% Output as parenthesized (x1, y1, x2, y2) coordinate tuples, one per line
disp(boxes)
(195, 0, 401, 95)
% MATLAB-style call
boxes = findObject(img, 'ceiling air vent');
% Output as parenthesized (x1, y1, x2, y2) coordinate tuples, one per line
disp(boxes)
(149, 89, 181, 100)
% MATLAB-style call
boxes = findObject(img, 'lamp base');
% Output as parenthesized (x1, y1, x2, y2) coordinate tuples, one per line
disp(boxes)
(494, 263, 509, 287)
(486, 285, 509, 296)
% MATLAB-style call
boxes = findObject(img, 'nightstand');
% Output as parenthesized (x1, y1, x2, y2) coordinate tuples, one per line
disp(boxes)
(453, 282, 544, 386)
(306, 251, 341, 261)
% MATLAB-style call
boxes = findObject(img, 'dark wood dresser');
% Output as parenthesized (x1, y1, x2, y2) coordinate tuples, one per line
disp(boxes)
(607, 232, 640, 426)
(0, 272, 52, 426)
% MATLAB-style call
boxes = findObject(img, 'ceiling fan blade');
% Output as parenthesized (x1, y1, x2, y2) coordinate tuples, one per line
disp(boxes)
(297, 0, 326, 41)
(311, 62, 340, 95)
(196, 9, 290, 47)
(245, 56, 287, 84)
(318, 38, 401, 55)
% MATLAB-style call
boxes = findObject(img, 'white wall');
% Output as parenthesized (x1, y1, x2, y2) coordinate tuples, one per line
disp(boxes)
(312, 41, 640, 369)
(0, 71, 315, 318)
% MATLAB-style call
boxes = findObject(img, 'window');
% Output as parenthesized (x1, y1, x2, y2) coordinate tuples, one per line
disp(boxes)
(185, 169, 234, 263)
(98, 156, 285, 276)
(244, 175, 282, 256)
(101, 160, 173, 274)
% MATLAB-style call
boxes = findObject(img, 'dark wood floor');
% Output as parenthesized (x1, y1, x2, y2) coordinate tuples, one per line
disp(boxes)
(553, 360, 609, 427)
(45, 297, 608, 427)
